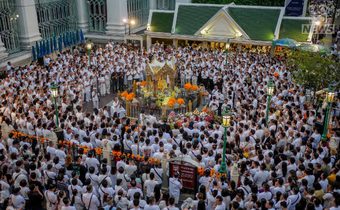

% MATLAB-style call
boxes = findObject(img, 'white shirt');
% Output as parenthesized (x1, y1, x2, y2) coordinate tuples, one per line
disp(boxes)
(81, 192, 100, 210)
(215, 203, 226, 210)
(61, 206, 77, 210)
(45, 190, 58, 210)
(144, 179, 158, 197)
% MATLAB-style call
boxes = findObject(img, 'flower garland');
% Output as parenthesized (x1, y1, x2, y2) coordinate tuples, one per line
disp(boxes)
(120, 91, 135, 101)
(9, 131, 161, 165)
(197, 167, 226, 178)
(184, 83, 199, 92)
(11, 131, 228, 175)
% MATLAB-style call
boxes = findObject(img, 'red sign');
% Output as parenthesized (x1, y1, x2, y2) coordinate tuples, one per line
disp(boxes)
(169, 161, 197, 191)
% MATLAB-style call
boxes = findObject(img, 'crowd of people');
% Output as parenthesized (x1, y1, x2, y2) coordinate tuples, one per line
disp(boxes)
(0, 41, 339, 210)
(308, 0, 336, 19)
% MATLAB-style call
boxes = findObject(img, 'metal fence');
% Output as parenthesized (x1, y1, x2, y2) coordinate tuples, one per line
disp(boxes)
(127, 0, 149, 28)
(0, 0, 20, 54)
(35, 0, 77, 39)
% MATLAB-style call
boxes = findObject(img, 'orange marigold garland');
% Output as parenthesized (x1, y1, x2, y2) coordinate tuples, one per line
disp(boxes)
(190, 85, 199, 91)
(177, 98, 185, 105)
(120, 91, 128, 98)
(140, 81, 147, 86)
(184, 83, 192, 91)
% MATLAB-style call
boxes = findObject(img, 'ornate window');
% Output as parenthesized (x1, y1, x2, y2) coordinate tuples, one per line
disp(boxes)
(157, 0, 175, 10)
(35, 0, 77, 38)
(87, 0, 107, 32)
(127, 0, 149, 28)
(0, 0, 20, 54)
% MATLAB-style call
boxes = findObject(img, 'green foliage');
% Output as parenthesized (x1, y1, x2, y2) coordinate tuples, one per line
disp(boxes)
(192, 0, 284, 6)
(287, 50, 340, 90)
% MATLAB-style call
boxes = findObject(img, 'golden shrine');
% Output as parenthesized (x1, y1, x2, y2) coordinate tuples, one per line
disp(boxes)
(145, 57, 176, 94)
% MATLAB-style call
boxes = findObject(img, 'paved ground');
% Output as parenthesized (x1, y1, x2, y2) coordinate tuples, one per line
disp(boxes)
(83, 92, 117, 113)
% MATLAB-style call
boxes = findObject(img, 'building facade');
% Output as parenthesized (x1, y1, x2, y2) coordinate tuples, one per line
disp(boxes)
(0, 0, 191, 66)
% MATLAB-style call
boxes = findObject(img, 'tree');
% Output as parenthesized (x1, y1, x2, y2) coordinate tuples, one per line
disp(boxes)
(286, 50, 340, 91)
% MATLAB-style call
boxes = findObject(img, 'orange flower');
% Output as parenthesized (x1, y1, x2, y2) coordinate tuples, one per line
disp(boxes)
(184, 83, 192, 90)
(95, 148, 102, 155)
(202, 107, 209, 113)
(190, 85, 199, 91)
(140, 81, 147, 86)
(274, 72, 279, 77)
(177, 98, 185, 105)
(126, 93, 134, 101)
(210, 168, 216, 177)
(168, 100, 175, 107)
(169, 97, 176, 104)
(121, 91, 128, 98)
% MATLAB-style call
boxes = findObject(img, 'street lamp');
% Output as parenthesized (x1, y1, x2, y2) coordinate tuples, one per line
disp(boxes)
(50, 83, 59, 128)
(123, 18, 136, 35)
(321, 87, 335, 141)
(219, 110, 231, 176)
(266, 79, 274, 126)
(129, 19, 135, 35)
(86, 41, 93, 66)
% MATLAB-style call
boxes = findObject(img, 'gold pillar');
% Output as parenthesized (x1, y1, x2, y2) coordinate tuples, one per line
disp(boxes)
(188, 100, 192, 113)
(161, 106, 167, 119)
(198, 91, 202, 107)
(133, 80, 137, 94)
(126, 101, 131, 117)
(153, 79, 157, 97)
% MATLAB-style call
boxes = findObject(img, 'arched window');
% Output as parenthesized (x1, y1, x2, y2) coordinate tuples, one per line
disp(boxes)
(35, 0, 77, 38)
(0, 0, 20, 54)
(127, 0, 150, 28)
(87, 0, 107, 33)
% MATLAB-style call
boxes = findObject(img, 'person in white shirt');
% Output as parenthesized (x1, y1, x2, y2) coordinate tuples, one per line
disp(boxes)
(98, 179, 115, 206)
(144, 173, 158, 199)
(61, 197, 76, 210)
(81, 185, 100, 210)
(163, 197, 179, 210)
(169, 173, 182, 204)
(127, 180, 143, 200)
(44, 184, 58, 210)
(114, 189, 130, 210)
(144, 197, 160, 210)
(287, 188, 301, 210)
(253, 164, 270, 187)
(215, 195, 226, 210)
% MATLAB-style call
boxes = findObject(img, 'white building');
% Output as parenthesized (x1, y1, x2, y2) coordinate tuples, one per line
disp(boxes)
(0, 0, 191, 67)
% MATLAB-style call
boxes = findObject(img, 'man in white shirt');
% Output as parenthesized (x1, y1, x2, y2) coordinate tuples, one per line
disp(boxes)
(253, 164, 270, 187)
(144, 173, 158, 199)
(287, 188, 301, 210)
(215, 195, 226, 210)
(81, 185, 100, 210)
(44, 184, 58, 210)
